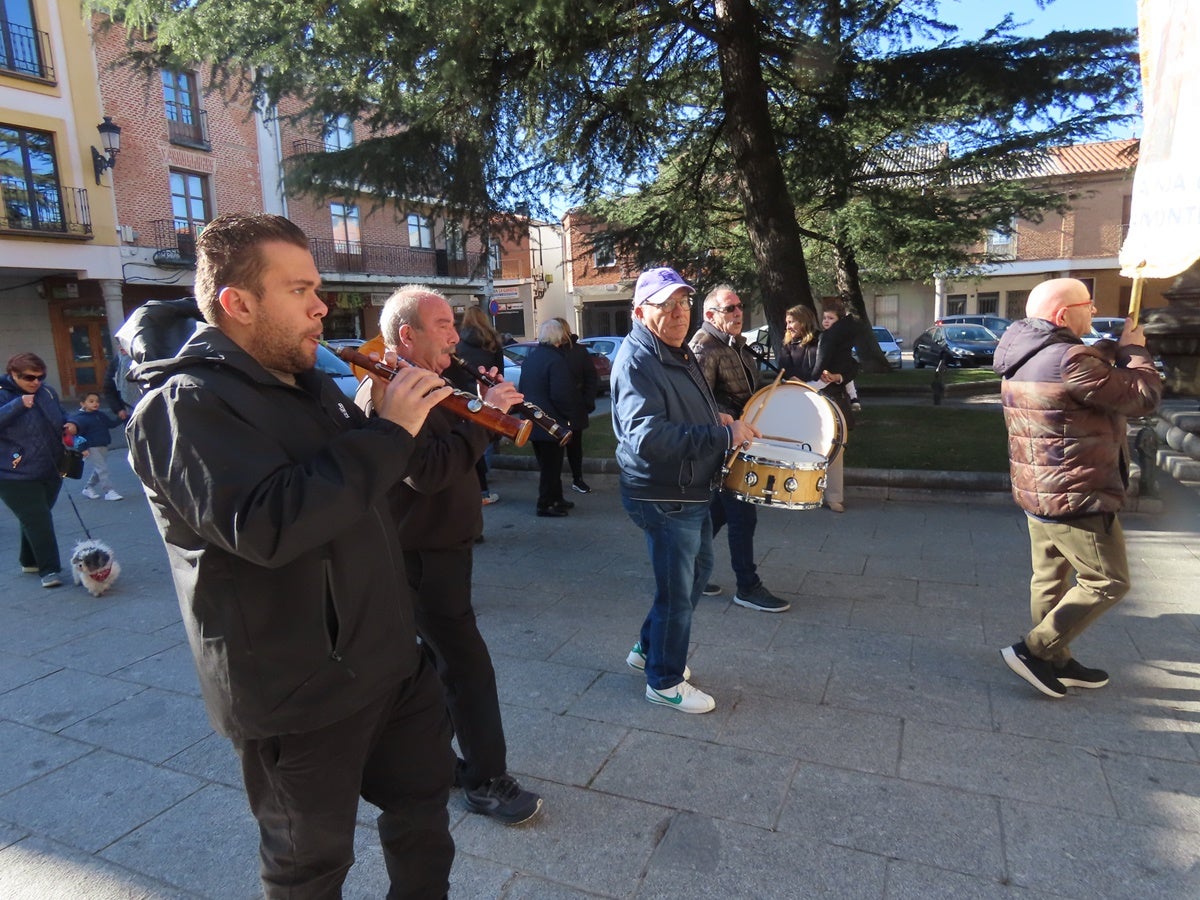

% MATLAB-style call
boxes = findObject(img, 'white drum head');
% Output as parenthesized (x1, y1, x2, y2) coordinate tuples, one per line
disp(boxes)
(743, 381, 843, 457)
(740, 439, 827, 467)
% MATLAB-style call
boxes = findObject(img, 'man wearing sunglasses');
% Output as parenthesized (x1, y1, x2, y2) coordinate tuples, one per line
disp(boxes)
(689, 286, 789, 613)
(612, 268, 760, 714)
(0, 354, 66, 587)
(994, 277, 1161, 699)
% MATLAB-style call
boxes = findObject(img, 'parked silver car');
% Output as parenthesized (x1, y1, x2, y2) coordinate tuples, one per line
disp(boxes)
(860, 326, 903, 370)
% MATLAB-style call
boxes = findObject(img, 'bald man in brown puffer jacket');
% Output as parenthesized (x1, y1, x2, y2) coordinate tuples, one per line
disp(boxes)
(993, 277, 1161, 699)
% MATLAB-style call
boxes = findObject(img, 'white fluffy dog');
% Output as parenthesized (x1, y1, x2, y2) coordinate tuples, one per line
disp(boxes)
(70, 539, 121, 597)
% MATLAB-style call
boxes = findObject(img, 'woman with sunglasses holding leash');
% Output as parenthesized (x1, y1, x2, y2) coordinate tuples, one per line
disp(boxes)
(1, 353, 68, 587)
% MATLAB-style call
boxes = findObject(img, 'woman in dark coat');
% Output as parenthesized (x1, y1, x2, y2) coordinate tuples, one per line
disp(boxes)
(454, 305, 507, 504)
(0, 352, 66, 586)
(554, 317, 598, 494)
(518, 320, 577, 516)
(778, 303, 858, 512)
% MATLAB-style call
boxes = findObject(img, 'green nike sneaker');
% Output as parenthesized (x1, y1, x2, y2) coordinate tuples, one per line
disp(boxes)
(645, 680, 715, 714)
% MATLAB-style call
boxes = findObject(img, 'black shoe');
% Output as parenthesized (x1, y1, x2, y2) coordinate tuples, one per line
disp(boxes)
(701, 583, 722, 596)
(1001, 640, 1066, 698)
(464, 774, 543, 825)
(537, 507, 568, 517)
(554, 499, 574, 510)
(732, 582, 791, 613)
(1055, 658, 1109, 689)
(571, 480, 591, 494)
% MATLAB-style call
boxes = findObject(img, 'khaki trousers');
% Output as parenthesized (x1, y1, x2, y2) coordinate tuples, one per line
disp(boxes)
(1024, 512, 1131, 664)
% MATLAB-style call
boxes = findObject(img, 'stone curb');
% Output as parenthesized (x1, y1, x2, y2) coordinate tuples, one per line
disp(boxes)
(489, 454, 1163, 514)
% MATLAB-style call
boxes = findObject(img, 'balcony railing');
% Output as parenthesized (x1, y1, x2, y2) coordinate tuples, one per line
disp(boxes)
(1, 21, 55, 81)
(291, 139, 338, 157)
(149, 218, 202, 267)
(165, 103, 210, 149)
(0, 180, 91, 236)
(308, 239, 488, 279)
(310, 238, 438, 277)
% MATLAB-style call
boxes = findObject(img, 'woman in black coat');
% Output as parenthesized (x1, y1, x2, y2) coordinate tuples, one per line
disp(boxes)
(518, 320, 577, 517)
(553, 317, 598, 493)
(454, 306, 507, 504)
(778, 302, 858, 512)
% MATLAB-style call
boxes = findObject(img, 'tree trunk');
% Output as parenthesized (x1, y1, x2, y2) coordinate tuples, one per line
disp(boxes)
(713, 0, 814, 351)
(834, 239, 891, 372)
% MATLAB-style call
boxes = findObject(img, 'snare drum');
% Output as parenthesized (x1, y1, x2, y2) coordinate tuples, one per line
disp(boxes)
(740, 380, 846, 464)
(723, 440, 828, 509)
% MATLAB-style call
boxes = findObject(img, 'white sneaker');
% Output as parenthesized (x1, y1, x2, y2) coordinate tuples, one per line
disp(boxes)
(103, 490, 124, 501)
(81, 487, 100, 499)
(645, 680, 715, 714)
(625, 641, 691, 681)
(481, 491, 500, 506)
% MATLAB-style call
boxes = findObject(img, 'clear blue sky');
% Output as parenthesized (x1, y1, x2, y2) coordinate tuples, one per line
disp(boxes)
(942, 0, 1141, 138)
(944, 0, 1137, 39)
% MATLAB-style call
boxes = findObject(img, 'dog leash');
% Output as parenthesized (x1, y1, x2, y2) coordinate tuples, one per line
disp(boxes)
(65, 493, 94, 541)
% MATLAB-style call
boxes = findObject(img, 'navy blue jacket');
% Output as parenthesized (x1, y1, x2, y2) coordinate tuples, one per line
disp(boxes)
(0, 376, 64, 482)
(518, 343, 577, 443)
(611, 321, 730, 502)
(67, 408, 120, 448)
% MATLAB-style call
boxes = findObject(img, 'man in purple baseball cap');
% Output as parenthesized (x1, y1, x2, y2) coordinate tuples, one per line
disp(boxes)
(611, 266, 760, 714)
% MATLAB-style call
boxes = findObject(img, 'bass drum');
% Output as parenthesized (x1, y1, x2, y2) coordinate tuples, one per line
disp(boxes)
(740, 380, 847, 464)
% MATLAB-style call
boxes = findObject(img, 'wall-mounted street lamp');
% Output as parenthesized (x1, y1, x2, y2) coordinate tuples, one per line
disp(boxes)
(91, 116, 122, 185)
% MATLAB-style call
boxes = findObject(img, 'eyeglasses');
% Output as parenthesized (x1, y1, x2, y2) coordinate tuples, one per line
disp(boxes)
(14, 373, 46, 383)
(708, 303, 743, 314)
(1062, 300, 1096, 312)
(642, 295, 693, 313)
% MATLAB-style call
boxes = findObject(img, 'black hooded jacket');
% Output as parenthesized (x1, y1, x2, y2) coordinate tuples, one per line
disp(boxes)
(127, 325, 422, 740)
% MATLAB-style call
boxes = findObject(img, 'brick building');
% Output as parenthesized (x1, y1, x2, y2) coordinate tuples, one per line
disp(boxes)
(4, 2, 542, 393)
(1, 0, 122, 398)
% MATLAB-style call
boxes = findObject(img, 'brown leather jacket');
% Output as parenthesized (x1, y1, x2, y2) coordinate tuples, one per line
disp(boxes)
(688, 322, 763, 418)
(994, 318, 1161, 519)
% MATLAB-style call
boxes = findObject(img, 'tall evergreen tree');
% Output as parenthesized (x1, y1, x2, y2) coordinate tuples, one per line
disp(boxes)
(98, 1, 1137, 359)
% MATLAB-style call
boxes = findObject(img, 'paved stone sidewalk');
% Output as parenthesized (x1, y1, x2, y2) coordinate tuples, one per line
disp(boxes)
(1, 454, 1199, 899)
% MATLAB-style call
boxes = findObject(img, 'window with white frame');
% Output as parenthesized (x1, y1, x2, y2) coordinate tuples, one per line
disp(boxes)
(331, 202, 360, 254)
(593, 240, 616, 269)
(985, 220, 1016, 259)
(488, 239, 502, 273)
(323, 115, 354, 152)
(407, 213, 433, 249)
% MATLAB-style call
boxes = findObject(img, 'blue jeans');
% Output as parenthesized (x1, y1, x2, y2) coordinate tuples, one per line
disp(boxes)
(709, 490, 759, 592)
(621, 491, 714, 690)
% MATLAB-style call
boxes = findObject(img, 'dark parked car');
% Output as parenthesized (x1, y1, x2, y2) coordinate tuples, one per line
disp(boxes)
(503, 341, 612, 394)
(912, 324, 1000, 368)
(935, 314, 1013, 338)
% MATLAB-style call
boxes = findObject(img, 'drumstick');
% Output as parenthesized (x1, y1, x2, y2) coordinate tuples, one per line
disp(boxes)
(725, 369, 785, 473)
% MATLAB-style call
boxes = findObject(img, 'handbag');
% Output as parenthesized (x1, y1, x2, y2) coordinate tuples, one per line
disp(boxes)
(59, 448, 85, 479)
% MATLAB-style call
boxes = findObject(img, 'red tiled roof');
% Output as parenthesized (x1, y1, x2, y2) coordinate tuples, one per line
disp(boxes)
(1035, 139, 1140, 177)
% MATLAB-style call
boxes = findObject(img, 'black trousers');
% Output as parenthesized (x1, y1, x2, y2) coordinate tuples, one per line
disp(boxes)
(565, 429, 585, 482)
(234, 655, 455, 900)
(0, 476, 63, 576)
(404, 547, 508, 790)
(532, 442, 565, 509)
